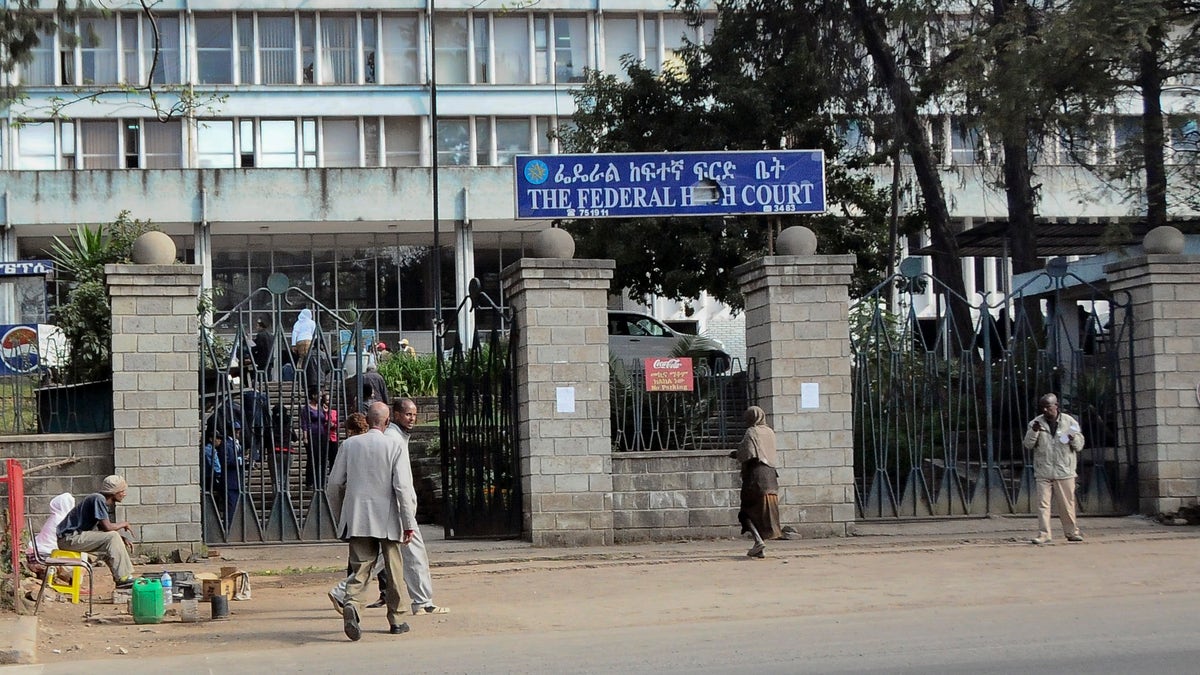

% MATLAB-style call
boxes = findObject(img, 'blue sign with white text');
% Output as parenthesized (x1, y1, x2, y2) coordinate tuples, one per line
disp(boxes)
(514, 150, 826, 219)
(0, 260, 54, 277)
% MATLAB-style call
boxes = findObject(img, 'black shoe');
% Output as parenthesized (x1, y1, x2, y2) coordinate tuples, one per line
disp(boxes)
(389, 622, 411, 635)
(343, 604, 362, 642)
(115, 577, 135, 589)
(366, 596, 386, 609)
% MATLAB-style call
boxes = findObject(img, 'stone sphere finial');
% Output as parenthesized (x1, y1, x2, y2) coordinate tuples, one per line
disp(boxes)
(776, 226, 817, 255)
(131, 231, 177, 264)
(1143, 225, 1185, 254)
(531, 228, 576, 259)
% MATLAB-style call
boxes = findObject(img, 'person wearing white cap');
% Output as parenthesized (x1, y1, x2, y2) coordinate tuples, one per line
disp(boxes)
(55, 474, 137, 587)
(398, 338, 416, 358)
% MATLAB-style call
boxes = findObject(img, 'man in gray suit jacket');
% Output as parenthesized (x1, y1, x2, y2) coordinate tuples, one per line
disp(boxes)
(327, 401, 416, 640)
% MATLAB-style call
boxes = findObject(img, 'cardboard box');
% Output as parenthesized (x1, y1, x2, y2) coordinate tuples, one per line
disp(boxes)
(201, 577, 234, 602)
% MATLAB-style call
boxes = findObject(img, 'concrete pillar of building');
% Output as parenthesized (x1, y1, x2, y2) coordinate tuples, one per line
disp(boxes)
(502, 255, 615, 546)
(107, 262, 204, 551)
(735, 231, 856, 537)
(1105, 231, 1200, 515)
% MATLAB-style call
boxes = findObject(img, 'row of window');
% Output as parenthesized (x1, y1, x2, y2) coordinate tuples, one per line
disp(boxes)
(6, 116, 568, 170)
(10, 10, 708, 88)
(842, 116, 1200, 166)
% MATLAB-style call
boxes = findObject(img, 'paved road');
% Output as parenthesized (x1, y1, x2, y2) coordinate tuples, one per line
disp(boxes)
(13, 587, 1200, 673)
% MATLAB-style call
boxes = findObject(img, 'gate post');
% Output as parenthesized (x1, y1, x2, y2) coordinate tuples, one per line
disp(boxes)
(1106, 226, 1200, 515)
(735, 227, 856, 536)
(502, 249, 615, 547)
(107, 259, 204, 552)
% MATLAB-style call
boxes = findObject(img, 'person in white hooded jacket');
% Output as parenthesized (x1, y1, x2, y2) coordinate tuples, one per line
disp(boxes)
(1022, 393, 1086, 545)
(291, 308, 316, 361)
(30, 492, 75, 558)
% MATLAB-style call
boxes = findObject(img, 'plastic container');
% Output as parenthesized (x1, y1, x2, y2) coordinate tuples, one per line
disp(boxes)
(161, 571, 173, 606)
(131, 578, 164, 624)
(210, 594, 230, 620)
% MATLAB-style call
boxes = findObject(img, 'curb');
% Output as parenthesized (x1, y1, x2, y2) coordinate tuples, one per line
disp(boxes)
(0, 615, 37, 665)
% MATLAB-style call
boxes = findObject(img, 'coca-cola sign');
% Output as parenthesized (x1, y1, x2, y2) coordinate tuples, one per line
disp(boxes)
(644, 357, 694, 392)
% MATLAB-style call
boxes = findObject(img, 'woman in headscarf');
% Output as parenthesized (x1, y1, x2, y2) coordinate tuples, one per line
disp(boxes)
(734, 406, 783, 557)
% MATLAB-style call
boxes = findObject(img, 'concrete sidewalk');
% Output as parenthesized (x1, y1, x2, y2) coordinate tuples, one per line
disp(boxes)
(1, 514, 1191, 665)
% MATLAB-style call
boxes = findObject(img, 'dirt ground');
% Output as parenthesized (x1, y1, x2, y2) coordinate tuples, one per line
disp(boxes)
(23, 527, 1200, 664)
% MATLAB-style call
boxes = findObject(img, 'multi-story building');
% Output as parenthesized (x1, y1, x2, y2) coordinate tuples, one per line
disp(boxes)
(0, 1, 1196, 358)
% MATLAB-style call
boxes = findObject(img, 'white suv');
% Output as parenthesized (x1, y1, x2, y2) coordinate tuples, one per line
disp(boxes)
(607, 311, 731, 373)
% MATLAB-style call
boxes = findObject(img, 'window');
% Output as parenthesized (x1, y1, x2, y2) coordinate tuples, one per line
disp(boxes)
(554, 16, 587, 83)
(381, 14, 420, 84)
(535, 116, 553, 153)
(1171, 117, 1199, 160)
(534, 17, 551, 84)
(362, 16, 377, 84)
(21, 29, 55, 85)
(321, 14, 358, 83)
(496, 118, 530, 166)
(642, 17, 660, 72)
(259, 15, 296, 84)
(493, 15, 529, 84)
(364, 118, 381, 165)
(662, 17, 695, 74)
(475, 118, 491, 165)
(240, 119, 255, 167)
(261, 120, 298, 167)
(323, 119, 360, 166)
(951, 120, 980, 165)
(124, 120, 139, 168)
(149, 17, 182, 84)
(302, 119, 317, 167)
(121, 15, 140, 84)
(143, 120, 182, 168)
(16, 123, 57, 170)
(237, 17, 255, 84)
(80, 17, 118, 84)
(1113, 116, 1141, 161)
(473, 16, 490, 82)
(197, 120, 235, 168)
(384, 117, 421, 166)
(300, 16, 316, 83)
(604, 16, 638, 78)
(434, 15, 469, 84)
(196, 15, 234, 84)
(437, 118, 470, 165)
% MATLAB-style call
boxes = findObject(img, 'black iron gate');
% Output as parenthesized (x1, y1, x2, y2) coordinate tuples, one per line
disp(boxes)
(199, 272, 365, 544)
(438, 279, 521, 539)
(851, 258, 1136, 518)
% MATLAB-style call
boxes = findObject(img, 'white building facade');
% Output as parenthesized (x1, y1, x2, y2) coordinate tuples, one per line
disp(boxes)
(0, 0, 1196, 355)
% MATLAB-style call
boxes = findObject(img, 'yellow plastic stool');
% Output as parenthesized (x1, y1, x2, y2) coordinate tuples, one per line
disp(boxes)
(45, 550, 85, 603)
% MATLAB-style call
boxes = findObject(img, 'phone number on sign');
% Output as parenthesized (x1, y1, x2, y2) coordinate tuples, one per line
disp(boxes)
(566, 209, 610, 217)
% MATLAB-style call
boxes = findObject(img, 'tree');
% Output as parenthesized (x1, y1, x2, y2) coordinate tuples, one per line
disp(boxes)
(563, 2, 894, 310)
(48, 211, 152, 383)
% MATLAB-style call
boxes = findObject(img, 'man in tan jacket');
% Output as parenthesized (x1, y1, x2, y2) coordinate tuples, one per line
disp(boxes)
(1022, 393, 1086, 545)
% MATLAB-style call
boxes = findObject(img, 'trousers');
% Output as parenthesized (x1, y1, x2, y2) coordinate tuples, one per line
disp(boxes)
(58, 530, 132, 581)
(344, 537, 405, 627)
(1036, 476, 1079, 540)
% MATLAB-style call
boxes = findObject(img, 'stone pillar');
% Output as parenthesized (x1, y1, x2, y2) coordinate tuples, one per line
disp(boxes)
(1105, 229, 1200, 514)
(735, 236, 856, 537)
(107, 263, 204, 551)
(502, 257, 615, 546)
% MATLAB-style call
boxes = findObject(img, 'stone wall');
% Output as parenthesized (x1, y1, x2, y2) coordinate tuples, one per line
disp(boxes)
(612, 450, 740, 542)
(1106, 253, 1200, 513)
(107, 263, 203, 552)
(3, 434, 114, 524)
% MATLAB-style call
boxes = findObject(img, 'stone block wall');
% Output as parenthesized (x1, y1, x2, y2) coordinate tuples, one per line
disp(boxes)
(3, 434, 114, 524)
(735, 255, 856, 537)
(612, 450, 740, 542)
(1106, 254, 1200, 513)
(503, 258, 615, 546)
(107, 263, 203, 551)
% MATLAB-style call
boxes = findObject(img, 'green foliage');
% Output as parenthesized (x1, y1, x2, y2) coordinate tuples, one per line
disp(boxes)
(563, 4, 893, 310)
(48, 211, 153, 383)
(377, 352, 439, 398)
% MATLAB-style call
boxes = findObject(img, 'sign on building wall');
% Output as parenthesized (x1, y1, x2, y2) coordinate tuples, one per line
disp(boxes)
(644, 357, 694, 392)
(514, 150, 826, 219)
(0, 261, 54, 277)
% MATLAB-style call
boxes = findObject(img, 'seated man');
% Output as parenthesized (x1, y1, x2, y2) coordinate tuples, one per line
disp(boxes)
(56, 475, 136, 588)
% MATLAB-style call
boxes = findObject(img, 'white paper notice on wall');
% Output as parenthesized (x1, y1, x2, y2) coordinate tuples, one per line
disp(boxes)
(801, 382, 820, 409)
(556, 386, 576, 413)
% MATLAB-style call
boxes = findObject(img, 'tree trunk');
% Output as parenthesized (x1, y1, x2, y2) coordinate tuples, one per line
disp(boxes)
(1139, 22, 1167, 229)
(848, 0, 973, 345)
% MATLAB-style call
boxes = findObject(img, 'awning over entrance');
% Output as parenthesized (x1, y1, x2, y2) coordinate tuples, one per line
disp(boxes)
(916, 218, 1200, 257)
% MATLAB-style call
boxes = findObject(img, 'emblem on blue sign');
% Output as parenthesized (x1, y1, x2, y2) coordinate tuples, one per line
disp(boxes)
(524, 160, 550, 185)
